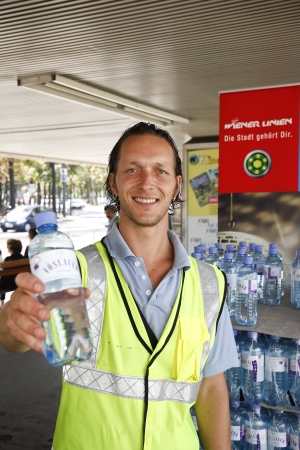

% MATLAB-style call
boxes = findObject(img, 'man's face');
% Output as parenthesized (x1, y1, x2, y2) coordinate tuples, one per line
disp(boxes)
(105, 208, 115, 220)
(109, 134, 181, 228)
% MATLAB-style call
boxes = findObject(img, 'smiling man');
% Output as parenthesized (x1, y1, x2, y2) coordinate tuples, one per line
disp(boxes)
(0, 122, 237, 450)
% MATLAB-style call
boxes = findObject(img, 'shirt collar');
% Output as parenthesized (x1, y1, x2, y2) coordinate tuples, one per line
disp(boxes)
(104, 224, 190, 271)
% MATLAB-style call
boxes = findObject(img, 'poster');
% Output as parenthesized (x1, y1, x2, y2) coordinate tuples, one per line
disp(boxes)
(186, 148, 219, 255)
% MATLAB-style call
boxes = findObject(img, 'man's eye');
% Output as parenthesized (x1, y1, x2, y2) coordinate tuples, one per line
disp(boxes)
(128, 168, 137, 173)
(158, 169, 166, 174)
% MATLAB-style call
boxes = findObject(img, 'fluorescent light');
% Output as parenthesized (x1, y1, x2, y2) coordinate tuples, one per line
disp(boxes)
(18, 74, 189, 126)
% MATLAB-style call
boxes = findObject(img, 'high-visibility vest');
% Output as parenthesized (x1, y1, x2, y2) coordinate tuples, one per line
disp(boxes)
(52, 241, 225, 450)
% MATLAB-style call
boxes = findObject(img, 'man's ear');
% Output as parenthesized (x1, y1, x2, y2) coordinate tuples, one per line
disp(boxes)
(109, 173, 118, 196)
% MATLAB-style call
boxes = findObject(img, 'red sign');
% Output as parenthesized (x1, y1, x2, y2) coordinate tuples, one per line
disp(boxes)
(219, 85, 300, 193)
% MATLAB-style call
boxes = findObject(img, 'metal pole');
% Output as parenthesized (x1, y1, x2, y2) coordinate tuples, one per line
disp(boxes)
(62, 164, 66, 217)
(8, 160, 15, 209)
(50, 162, 56, 214)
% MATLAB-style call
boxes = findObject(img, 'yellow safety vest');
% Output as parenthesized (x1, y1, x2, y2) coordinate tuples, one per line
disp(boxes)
(52, 241, 225, 450)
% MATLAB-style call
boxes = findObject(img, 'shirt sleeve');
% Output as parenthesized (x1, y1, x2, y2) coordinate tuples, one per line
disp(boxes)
(202, 302, 239, 377)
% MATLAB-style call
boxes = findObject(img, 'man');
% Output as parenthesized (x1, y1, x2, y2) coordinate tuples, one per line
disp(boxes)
(104, 204, 119, 233)
(0, 122, 237, 450)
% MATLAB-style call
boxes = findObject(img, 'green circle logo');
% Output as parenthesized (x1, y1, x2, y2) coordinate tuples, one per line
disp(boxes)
(244, 150, 271, 178)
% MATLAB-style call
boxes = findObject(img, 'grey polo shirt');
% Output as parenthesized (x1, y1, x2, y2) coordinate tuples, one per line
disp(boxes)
(103, 224, 238, 377)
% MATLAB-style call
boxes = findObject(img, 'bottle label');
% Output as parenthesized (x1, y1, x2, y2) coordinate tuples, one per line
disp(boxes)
(245, 427, 267, 445)
(231, 425, 245, 441)
(254, 263, 264, 275)
(226, 273, 237, 288)
(30, 249, 81, 284)
(237, 278, 258, 294)
(292, 268, 300, 281)
(290, 433, 300, 450)
(287, 358, 300, 376)
(242, 354, 264, 382)
(264, 265, 282, 279)
(268, 430, 289, 448)
(234, 352, 242, 368)
(265, 355, 285, 381)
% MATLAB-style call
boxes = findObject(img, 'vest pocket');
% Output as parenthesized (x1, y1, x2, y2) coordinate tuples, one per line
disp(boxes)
(172, 316, 210, 382)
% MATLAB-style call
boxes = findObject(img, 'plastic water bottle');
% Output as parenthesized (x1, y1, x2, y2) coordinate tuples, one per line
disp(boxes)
(242, 332, 265, 404)
(220, 252, 237, 317)
(239, 241, 248, 251)
(263, 245, 282, 306)
(215, 242, 224, 260)
(264, 336, 287, 407)
(267, 409, 290, 450)
(290, 412, 300, 450)
(235, 247, 247, 270)
(191, 251, 202, 260)
(287, 339, 300, 409)
(29, 211, 93, 366)
(235, 256, 258, 327)
(248, 243, 257, 257)
(253, 245, 266, 302)
(244, 404, 267, 450)
(227, 244, 236, 253)
(194, 244, 207, 261)
(226, 329, 243, 400)
(205, 247, 219, 266)
(291, 249, 300, 309)
(230, 400, 245, 449)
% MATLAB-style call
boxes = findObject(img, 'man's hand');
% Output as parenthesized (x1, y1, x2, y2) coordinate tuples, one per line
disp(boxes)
(195, 372, 231, 450)
(0, 272, 89, 355)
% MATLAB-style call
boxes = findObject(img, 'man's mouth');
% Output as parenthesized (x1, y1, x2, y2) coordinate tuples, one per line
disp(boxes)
(134, 197, 157, 204)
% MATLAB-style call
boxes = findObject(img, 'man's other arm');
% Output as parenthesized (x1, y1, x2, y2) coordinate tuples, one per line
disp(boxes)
(194, 372, 231, 450)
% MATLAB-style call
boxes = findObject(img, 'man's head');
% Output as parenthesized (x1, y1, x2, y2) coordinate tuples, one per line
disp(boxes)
(28, 227, 37, 241)
(103, 122, 183, 215)
(7, 239, 22, 254)
(104, 204, 117, 220)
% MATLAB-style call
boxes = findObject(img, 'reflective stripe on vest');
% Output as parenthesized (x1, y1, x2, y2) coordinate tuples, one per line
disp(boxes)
(64, 244, 221, 405)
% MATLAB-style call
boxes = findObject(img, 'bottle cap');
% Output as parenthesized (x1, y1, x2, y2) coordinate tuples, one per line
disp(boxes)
(269, 243, 278, 249)
(243, 256, 253, 264)
(249, 243, 256, 250)
(209, 247, 217, 254)
(230, 400, 240, 408)
(233, 329, 238, 336)
(224, 252, 234, 260)
(239, 241, 247, 248)
(226, 244, 235, 251)
(191, 252, 201, 259)
(269, 247, 278, 255)
(34, 211, 57, 228)
(194, 245, 202, 252)
(237, 247, 246, 255)
(215, 243, 223, 250)
(296, 249, 300, 257)
(255, 245, 263, 252)
(250, 404, 261, 413)
(247, 331, 258, 340)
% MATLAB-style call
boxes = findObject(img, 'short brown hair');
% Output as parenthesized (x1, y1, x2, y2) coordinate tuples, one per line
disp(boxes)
(28, 227, 38, 240)
(7, 239, 22, 254)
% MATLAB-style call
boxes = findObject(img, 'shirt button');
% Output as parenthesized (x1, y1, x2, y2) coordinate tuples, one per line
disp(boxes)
(146, 290, 151, 296)
(141, 274, 146, 280)
(135, 261, 140, 267)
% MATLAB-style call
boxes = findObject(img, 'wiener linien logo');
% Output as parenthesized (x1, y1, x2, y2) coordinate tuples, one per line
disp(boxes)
(244, 150, 271, 178)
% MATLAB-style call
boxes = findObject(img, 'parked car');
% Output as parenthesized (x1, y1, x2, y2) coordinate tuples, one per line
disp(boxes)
(0, 205, 51, 232)
(69, 198, 86, 210)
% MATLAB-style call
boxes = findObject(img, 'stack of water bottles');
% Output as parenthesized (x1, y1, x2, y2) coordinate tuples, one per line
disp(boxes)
(225, 329, 300, 449)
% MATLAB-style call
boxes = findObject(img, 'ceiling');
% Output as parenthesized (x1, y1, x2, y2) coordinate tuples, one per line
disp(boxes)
(1, 0, 300, 166)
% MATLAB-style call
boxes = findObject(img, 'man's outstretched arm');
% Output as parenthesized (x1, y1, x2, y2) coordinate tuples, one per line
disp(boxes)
(194, 372, 231, 450)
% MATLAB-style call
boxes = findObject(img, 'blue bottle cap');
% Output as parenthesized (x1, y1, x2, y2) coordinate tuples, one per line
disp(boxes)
(296, 249, 300, 257)
(250, 404, 261, 413)
(247, 331, 258, 339)
(233, 329, 238, 336)
(249, 243, 256, 250)
(230, 400, 240, 408)
(237, 247, 246, 255)
(34, 211, 57, 228)
(269, 243, 278, 249)
(226, 244, 235, 251)
(243, 256, 253, 264)
(191, 252, 201, 259)
(255, 245, 263, 252)
(194, 245, 202, 252)
(224, 252, 234, 260)
(239, 241, 247, 248)
(209, 247, 217, 254)
(269, 247, 278, 255)
(215, 243, 223, 250)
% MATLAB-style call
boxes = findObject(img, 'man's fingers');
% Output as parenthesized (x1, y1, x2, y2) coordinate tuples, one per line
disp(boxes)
(6, 315, 45, 354)
(15, 272, 44, 294)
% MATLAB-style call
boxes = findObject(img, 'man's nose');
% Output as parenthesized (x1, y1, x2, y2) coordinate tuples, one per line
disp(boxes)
(138, 171, 154, 190)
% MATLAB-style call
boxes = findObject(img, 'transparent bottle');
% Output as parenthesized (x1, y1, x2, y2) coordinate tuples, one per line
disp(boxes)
(253, 245, 266, 302)
(263, 245, 282, 306)
(215, 242, 224, 260)
(230, 400, 246, 449)
(226, 329, 242, 400)
(29, 211, 93, 366)
(289, 412, 300, 450)
(244, 404, 267, 450)
(242, 332, 265, 405)
(291, 249, 300, 309)
(205, 247, 220, 266)
(264, 336, 287, 407)
(235, 256, 258, 327)
(248, 243, 257, 257)
(235, 248, 247, 271)
(191, 251, 202, 260)
(287, 339, 300, 410)
(220, 252, 237, 317)
(267, 409, 290, 450)
(193, 244, 207, 261)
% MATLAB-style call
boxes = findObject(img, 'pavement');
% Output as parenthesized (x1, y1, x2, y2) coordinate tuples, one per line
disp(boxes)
(0, 345, 62, 449)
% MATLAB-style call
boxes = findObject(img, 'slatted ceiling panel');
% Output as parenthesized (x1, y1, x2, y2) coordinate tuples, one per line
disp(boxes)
(0, 1, 300, 165)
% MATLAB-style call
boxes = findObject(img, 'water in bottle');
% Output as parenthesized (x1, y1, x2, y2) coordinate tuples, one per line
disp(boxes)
(291, 249, 300, 309)
(248, 243, 257, 257)
(226, 329, 242, 399)
(29, 211, 93, 366)
(267, 409, 290, 450)
(263, 245, 282, 306)
(287, 339, 300, 409)
(244, 404, 267, 450)
(230, 400, 245, 449)
(290, 412, 300, 450)
(235, 247, 247, 270)
(220, 252, 237, 317)
(235, 256, 258, 327)
(264, 336, 287, 407)
(205, 246, 220, 266)
(253, 245, 266, 302)
(242, 332, 265, 404)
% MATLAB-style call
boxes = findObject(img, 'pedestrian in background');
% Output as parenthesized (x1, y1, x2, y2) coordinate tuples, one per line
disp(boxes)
(24, 227, 38, 258)
(104, 204, 119, 233)
(0, 239, 24, 308)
